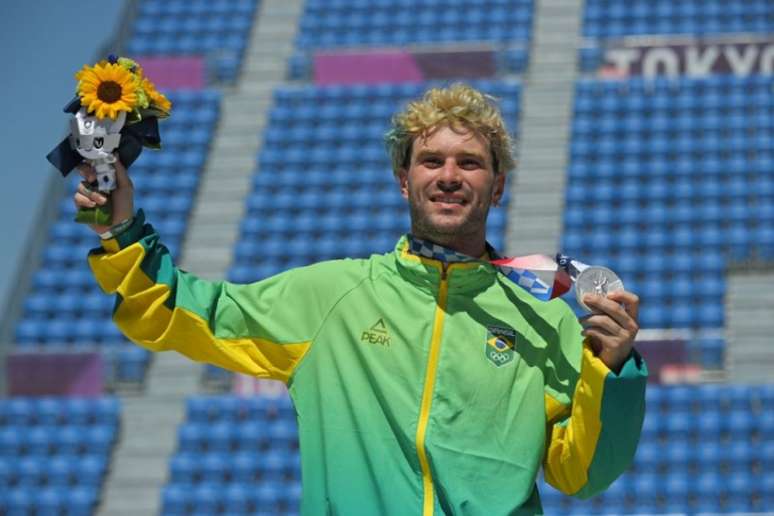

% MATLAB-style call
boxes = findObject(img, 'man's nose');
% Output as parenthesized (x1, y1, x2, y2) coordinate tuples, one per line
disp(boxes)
(437, 158, 461, 188)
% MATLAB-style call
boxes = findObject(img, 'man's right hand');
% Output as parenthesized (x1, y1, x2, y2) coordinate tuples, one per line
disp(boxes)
(73, 159, 134, 235)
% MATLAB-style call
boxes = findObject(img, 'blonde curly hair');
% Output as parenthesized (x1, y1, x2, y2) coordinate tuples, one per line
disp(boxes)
(385, 83, 516, 176)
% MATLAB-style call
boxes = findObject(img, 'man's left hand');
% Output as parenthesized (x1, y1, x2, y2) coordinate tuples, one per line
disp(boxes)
(579, 291, 640, 373)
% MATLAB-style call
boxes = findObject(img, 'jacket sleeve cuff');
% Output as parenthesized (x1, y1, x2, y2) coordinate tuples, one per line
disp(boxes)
(608, 348, 647, 380)
(100, 209, 147, 254)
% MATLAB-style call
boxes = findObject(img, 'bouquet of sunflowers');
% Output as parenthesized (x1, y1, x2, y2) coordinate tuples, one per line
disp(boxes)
(47, 55, 172, 225)
(75, 55, 171, 122)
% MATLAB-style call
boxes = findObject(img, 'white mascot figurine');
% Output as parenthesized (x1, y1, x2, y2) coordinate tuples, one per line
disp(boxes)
(69, 108, 126, 193)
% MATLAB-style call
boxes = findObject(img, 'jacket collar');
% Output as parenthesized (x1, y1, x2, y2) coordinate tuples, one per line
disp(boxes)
(393, 235, 500, 293)
(406, 234, 501, 263)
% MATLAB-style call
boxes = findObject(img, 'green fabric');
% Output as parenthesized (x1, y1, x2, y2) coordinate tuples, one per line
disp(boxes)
(574, 351, 648, 499)
(89, 222, 648, 515)
(74, 199, 112, 225)
(116, 210, 178, 311)
(114, 208, 150, 249)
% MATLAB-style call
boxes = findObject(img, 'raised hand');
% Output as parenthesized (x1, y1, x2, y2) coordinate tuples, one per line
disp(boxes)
(73, 159, 134, 235)
(579, 290, 640, 373)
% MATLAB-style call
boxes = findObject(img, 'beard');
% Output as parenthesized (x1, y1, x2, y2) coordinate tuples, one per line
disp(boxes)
(407, 193, 492, 247)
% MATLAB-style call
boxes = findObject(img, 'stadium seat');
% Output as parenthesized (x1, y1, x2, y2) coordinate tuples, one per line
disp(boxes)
(162, 483, 189, 515)
(224, 483, 251, 513)
(201, 453, 228, 483)
(170, 453, 198, 484)
(232, 451, 260, 483)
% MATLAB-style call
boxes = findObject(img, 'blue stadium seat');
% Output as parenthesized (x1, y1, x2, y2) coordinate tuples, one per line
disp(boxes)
(632, 472, 659, 499)
(194, 482, 223, 513)
(233, 451, 260, 483)
(17, 457, 44, 488)
(664, 472, 689, 500)
(6, 488, 35, 513)
(162, 483, 189, 515)
(47, 457, 73, 487)
(0, 428, 22, 457)
(201, 453, 228, 483)
(762, 471, 774, 507)
(178, 423, 207, 453)
(208, 422, 237, 452)
(696, 412, 722, 440)
(115, 346, 150, 383)
(170, 453, 198, 484)
(759, 411, 774, 440)
(253, 480, 282, 511)
(633, 441, 659, 472)
(67, 486, 98, 515)
(224, 483, 251, 513)
(79, 455, 107, 486)
(27, 426, 55, 456)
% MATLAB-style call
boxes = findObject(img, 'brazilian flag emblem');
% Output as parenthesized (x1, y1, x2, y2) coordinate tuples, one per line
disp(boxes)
(485, 326, 517, 367)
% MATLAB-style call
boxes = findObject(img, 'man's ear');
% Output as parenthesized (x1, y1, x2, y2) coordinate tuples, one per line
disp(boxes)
(492, 172, 506, 206)
(398, 169, 409, 200)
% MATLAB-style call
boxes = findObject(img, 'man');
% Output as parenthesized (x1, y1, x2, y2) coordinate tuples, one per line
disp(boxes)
(74, 84, 646, 515)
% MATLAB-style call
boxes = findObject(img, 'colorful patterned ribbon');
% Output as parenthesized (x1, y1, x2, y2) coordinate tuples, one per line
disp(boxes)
(407, 235, 589, 302)
(491, 254, 590, 301)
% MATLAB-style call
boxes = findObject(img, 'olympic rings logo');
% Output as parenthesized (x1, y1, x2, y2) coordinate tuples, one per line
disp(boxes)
(489, 350, 512, 364)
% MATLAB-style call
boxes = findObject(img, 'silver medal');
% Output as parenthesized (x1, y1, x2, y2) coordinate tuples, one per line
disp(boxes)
(575, 266, 625, 312)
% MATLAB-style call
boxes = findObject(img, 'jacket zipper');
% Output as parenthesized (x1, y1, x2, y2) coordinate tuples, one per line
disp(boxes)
(415, 263, 449, 515)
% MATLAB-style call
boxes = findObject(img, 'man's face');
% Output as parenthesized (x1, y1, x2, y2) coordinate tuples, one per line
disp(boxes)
(398, 125, 505, 251)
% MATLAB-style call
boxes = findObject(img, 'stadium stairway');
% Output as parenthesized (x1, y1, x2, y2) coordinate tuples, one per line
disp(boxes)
(97, 362, 197, 515)
(181, 0, 303, 280)
(726, 267, 774, 383)
(505, 0, 583, 256)
(97, 1, 305, 514)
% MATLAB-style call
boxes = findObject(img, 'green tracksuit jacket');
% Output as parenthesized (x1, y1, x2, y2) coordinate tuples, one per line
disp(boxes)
(88, 210, 648, 515)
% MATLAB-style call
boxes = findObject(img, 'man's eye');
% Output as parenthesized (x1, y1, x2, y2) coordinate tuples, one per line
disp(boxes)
(460, 159, 482, 169)
(423, 158, 443, 167)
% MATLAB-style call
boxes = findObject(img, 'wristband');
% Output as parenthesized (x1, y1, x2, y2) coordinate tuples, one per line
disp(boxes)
(99, 216, 135, 240)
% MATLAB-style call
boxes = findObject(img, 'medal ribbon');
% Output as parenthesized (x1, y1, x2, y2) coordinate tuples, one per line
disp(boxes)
(406, 235, 591, 302)
(491, 253, 590, 301)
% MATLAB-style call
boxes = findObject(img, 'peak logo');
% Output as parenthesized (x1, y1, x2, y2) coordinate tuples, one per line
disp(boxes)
(361, 318, 391, 347)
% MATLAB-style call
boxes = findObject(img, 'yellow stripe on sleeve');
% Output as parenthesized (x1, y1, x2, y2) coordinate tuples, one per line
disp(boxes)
(88, 241, 148, 294)
(543, 341, 610, 495)
(92, 240, 312, 383)
(544, 392, 571, 425)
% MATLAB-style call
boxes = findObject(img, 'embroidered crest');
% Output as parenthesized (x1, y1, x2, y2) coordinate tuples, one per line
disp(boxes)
(485, 326, 517, 367)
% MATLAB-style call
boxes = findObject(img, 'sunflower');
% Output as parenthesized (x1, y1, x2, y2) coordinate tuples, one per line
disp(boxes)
(76, 62, 139, 120)
(141, 77, 172, 114)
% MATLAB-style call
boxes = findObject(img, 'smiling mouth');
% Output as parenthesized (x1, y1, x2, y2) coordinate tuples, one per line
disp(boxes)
(430, 195, 466, 205)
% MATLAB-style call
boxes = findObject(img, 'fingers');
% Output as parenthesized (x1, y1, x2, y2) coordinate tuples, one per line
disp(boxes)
(582, 327, 616, 345)
(74, 191, 97, 209)
(579, 291, 640, 372)
(579, 313, 623, 338)
(74, 181, 108, 208)
(582, 291, 639, 334)
(76, 162, 97, 183)
(607, 290, 640, 322)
